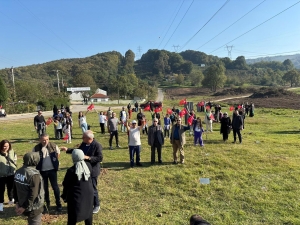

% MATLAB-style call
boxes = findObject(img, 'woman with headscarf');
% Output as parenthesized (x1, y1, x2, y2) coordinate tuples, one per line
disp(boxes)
(61, 149, 93, 225)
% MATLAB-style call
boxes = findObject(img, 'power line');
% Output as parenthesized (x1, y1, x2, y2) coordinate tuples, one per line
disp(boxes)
(16, 0, 83, 58)
(163, 0, 195, 49)
(180, 0, 230, 51)
(196, 0, 267, 50)
(210, 0, 300, 54)
(172, 45, 180, 53)
(158, 0, 185, 49)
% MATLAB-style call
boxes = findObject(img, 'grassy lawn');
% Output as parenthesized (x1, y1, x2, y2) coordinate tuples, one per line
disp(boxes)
(0, 106, 299, 224)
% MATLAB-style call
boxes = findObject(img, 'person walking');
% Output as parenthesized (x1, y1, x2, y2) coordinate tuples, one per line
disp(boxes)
(126, 120, 144, 168)
(232, 110, 243, 144)
(170, 118, 190, 164)
(34, 110, 46, 138)
(61, 149, 94, 225)
(32, 134, 62, 213)
(108, 112, 121, 150)
(78, 111, 88, 134)
(61, 130, 103, 214)
(98, 111, 107, 134)
(220, 112, 231, 142)
(13, 152, 44, 225)
(0, 140, 17, 212)
(148, 118, 164, 164)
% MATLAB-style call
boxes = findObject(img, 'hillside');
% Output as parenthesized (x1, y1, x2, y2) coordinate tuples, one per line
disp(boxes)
(246, 53, 300, 69)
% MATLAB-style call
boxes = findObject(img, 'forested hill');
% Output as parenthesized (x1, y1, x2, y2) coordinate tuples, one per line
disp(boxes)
(246, 54, 300, 69)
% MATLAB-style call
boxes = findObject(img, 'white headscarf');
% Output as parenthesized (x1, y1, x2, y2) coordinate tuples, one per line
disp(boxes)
(72, 149, 90, 181)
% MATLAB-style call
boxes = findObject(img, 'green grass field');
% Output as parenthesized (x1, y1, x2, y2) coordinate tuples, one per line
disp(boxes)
(0, 106, 299, 225)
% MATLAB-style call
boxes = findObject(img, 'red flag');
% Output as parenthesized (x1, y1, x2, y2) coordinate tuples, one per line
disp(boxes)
(87, 104, 94, 111)
(205, 105, 211, 110)
(46, 117, 53, 125)
(63, 134, 69, 140)
(144, 105, 151, 111)
(229, 106, 234, 111)
(187, 116, 194, 125)
(154, 106, 162, 113)
(0, 105, 2, 109)
(179, 111, 184, 118)
(238, 105, 242, 109)
(210, 114, 215, 120)
(179, 98, 187, 105)
(167, 108, 173, 115)
(197, 101, 204, 107)
(180, 108, 187, 116)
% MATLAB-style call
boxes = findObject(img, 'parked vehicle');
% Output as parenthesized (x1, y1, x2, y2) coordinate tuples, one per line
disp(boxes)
(140, 101, 163, 110)
(0, 109, 6, 117)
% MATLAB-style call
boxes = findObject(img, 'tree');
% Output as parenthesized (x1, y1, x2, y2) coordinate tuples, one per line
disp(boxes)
(283, 59, 294, 71)
(123, 50, 135, 74)
(0, 77, 8, 104)
(175, 74, 184, 86)
(282, 70, 300, 87)
(188, 70, 203, 87)
(202, 63, 227, 91)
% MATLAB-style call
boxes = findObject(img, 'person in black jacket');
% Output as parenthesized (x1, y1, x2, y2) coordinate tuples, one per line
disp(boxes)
(232, 110, 243, 144)
(220, 112, 231, 142)
(61, 149, 93, 225)
(61, 130, 103, 214)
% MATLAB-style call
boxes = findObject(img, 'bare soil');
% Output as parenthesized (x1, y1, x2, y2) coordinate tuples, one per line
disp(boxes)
(164, 87, 300, 110)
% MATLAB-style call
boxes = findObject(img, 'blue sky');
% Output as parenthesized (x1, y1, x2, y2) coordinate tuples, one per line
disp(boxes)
(1, 0, 300, 69)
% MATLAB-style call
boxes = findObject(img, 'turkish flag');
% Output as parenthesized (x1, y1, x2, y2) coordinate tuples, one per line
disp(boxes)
(46, 117, 53, 125)
(167, 108, 173, 115)
(181, 108, 187, 116)
(210, 114, 215, 120)
(238, 105, 242, 109)
(205, 105, 211, 110)
(87, 104, 94, 111)
(63, 134, 69, 140)
(144, 105, 151, 111)
(197, 101, 204, 106)
(154, 106, 162, 113)
(187, 116, 194, 125)
(179, 98, 187, 105)
(229, 106, 234, 111)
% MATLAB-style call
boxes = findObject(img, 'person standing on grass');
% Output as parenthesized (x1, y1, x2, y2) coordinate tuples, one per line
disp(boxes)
(148, 118, 164, 164)
(106, 107, 113, 132)
(98, 111, 107, 134)
(108, 112, 121, 150)
(220, 112, 231, 142)
(193, 117, 204, 146)
(78, 111, 89, 134)
(13, 152, 44, 225)
(163, 114, 171, 138)
(32, 134, 62, 213)
(119, 107, 128, 132)
(170, 118, 190, 164)
(34, 110, 46, 138)
(137, 108, 144, 126)
(61, 130, 103, 214)
(61, 149, 93, 225)
(204, 109, 213, 132)
(0, 140, 17, 212)
(126, 120, 144, 168)
(232, 110, 243, 144)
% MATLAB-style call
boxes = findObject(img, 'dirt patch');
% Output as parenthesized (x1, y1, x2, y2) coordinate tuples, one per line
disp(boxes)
(164, 87, 300, 109)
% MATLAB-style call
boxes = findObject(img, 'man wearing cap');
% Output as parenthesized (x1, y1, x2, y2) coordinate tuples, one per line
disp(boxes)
(148, 118, 164, 164)
(170, 118, 190, 164)
(126, 119, 144, 168)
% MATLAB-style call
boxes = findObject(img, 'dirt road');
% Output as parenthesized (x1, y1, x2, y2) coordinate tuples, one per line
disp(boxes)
(156, 88, 164, 102)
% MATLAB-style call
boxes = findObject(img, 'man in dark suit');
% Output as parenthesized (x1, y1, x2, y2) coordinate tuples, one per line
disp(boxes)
(61, 130, 103, 214)
(148, 118, 164, 164)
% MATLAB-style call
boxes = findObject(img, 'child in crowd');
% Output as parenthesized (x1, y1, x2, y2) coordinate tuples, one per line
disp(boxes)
(63, 120, 72, 143)
(193, 117, 204, 146)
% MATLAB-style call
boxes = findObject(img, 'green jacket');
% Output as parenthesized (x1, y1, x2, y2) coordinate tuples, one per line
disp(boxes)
(0, 149, 17, 177)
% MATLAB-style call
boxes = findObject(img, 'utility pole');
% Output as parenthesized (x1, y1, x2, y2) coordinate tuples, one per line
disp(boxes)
(225, 45, 234, 59)
(53, 70, 60, 93)
(172, 45, 180, 53)
(10, 67, 16, 101)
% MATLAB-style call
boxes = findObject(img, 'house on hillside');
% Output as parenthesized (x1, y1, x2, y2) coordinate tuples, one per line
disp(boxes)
(69, 92, 84, 101)
(90, 93, 109, 102)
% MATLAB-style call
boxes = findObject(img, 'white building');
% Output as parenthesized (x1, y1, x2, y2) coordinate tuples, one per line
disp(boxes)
(90, 93, 109, 102)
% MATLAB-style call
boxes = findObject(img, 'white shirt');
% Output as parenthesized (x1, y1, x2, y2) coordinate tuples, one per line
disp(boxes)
(79, 116, 87, 125)
(128, 127, 141, 146)
(99, 115, 107, 123)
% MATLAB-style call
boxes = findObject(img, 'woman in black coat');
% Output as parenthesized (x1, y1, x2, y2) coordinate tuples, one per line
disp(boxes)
(61, 149, 94, 225)
(220, 112, 231, 142)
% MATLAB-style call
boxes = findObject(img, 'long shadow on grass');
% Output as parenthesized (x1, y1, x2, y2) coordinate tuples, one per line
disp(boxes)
(102, 161, 175, 171)
(268, 130, 300, 134)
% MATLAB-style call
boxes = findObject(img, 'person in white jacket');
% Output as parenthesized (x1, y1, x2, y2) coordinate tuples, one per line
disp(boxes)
(204, 109, 213, 132)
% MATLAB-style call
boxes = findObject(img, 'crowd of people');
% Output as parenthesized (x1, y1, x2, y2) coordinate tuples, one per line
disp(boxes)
(0, 100, 255, 224)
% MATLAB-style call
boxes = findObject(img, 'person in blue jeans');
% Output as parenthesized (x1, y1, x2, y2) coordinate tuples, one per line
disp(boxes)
(78, 111, 88, 134)
(126, 120, 144, 168)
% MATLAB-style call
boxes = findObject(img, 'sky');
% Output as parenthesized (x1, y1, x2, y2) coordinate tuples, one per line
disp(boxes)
(1, 0, 300, 69)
